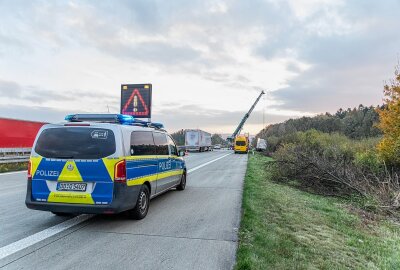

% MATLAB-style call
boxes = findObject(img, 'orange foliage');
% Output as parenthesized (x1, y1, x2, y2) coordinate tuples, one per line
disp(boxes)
(377, 66, 400, 165)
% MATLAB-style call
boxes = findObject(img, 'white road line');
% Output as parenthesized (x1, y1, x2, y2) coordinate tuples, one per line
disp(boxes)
(0, 214, 93, 260)
(187, 153, 232, 174)
(0, 171, 27, 176)
(0, 152, 232, 261)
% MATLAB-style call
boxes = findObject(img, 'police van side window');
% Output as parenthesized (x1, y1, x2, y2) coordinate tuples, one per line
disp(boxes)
(167, 135, 178, 156)
(153, 132, 169, 155)
(130, 131, 156, 156)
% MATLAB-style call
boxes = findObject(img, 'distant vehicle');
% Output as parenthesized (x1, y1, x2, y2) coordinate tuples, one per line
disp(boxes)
(256, 138, 267, 151)
(185, 129, 212, 152)
(26, 114, 187, 220)
(234, 135, 249, 154)
(214, 144, 221, 150)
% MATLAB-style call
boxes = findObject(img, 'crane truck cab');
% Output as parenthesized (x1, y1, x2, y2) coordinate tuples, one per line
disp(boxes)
(234, 135, 249, 154)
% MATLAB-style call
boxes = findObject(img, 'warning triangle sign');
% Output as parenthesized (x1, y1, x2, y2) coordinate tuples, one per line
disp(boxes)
(122, 89, 149, 116)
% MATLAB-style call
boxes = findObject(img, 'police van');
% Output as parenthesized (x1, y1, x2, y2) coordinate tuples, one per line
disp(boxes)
(25, 114, 187, 220)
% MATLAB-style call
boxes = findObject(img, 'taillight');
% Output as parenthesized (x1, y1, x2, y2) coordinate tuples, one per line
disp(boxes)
(27, 160, 32, 180)
(114, 160, 126, 183)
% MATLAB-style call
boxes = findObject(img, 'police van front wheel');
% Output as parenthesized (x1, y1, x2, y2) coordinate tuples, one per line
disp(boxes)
(128, 185, 150, 220)
(176, 173, 186, 191)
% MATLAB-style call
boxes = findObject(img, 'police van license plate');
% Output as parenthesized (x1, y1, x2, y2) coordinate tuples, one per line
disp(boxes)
(57, 183, 87, 192)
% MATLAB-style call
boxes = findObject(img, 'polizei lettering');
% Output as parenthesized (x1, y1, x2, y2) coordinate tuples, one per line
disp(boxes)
(36, 170, 60, 177)
(159, 160, 172, 171)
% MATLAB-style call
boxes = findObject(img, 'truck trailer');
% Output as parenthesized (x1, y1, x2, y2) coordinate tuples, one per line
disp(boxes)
(256, 138, 267, 151)
(185, 129, 212, 152)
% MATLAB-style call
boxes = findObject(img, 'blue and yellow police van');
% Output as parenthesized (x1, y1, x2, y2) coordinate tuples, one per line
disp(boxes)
(25, 114, 187, 220)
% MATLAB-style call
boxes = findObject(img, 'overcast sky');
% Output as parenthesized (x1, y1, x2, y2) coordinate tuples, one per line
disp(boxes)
(0, 0, 399, 134)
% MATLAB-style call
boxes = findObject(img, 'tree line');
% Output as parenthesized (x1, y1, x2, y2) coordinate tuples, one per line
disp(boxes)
(257, 104, 382, 142)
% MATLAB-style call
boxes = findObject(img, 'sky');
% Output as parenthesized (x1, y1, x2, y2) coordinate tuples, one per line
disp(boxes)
(0, 0, 399, 135)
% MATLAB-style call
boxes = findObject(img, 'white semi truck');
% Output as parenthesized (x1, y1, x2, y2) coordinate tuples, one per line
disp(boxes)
(185, 129, 212, 152)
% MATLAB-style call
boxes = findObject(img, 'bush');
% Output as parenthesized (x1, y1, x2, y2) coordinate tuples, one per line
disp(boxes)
(377, 66, 400, 166)
(269, 130, 400, 211)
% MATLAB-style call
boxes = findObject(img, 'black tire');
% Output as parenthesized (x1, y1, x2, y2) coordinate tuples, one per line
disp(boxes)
(128, 185, 150, 220)
(176, 172, 186, 191)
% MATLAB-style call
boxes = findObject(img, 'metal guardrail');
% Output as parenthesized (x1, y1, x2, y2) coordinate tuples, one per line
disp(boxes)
(0, 148, 31, 164)
(0, 157, 29, 164)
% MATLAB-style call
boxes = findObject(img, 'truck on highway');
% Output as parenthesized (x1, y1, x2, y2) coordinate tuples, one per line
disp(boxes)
(185, 129, 212, 152)
(256, 138, 267, 152)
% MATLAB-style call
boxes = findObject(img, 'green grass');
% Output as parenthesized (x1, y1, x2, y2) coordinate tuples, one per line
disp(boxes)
(235, 153, 400, 270)
(0, 162, 28, 173)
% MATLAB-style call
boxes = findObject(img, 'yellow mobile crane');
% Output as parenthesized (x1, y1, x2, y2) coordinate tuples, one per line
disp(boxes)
(228, 90, 265, 153)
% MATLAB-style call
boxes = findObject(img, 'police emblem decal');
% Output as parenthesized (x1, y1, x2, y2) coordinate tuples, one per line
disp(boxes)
(67, 164, 74, 171)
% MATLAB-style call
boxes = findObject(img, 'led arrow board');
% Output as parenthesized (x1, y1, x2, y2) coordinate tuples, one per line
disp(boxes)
(120, 84, 152, 118)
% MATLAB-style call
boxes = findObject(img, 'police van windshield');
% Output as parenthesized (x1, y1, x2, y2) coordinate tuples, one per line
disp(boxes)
(35, 127, 116, 159)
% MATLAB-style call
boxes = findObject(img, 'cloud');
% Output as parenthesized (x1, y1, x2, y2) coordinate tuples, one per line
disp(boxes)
(154, 103, 299, 133)
(0, 104, 72, 123)
(255, 0, 400, 113)
(0, 79, 118, 105)
(0, 79, 22, 97)
(0, 0, 399, 135)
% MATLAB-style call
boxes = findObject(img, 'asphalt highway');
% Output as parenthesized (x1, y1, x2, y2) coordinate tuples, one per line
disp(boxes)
(0, 150, 248, 270)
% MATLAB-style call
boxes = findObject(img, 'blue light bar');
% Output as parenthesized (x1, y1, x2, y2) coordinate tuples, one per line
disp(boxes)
(64, 114, 165, 129)
(64, 114, 74, 121)
(150, 122, 164, 129)
(116, 114, 135, 125)
(65, 114, 134, 124)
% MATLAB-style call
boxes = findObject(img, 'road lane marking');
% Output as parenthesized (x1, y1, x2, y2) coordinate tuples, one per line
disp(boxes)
(187, 153, 232, 174)
(0, 153, 232, 261)
(0, 215, 93, 260)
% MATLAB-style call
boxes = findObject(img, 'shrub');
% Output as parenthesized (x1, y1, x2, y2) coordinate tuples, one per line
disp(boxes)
(377, 66, 400, 166)
(269, 130, 400, 211)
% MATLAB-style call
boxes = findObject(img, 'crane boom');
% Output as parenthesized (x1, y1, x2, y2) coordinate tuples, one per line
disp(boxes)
(228, 90, 265, 141)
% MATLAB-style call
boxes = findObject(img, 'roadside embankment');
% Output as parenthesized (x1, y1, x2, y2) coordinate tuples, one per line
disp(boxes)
(235, 153, 400, 269)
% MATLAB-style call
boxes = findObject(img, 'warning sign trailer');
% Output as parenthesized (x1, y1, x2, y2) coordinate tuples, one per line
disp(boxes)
(120, 84, 152, 119)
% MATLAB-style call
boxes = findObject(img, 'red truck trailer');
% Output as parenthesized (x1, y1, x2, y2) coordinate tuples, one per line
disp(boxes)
(0, 118, 46, 148)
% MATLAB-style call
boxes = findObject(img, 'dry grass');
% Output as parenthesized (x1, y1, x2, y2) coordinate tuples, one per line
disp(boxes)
(0, 162, 28, 173)
(235, 153, 400, 270)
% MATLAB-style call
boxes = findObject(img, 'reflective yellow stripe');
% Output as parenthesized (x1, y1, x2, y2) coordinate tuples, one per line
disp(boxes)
(125, 155, 183, 161)
(127, 169, 183, 186)
(102, 158, 124, 181)
(126, 155, 159, 160)
(47, 192, 95, 204)
(30, 156, 43, 176)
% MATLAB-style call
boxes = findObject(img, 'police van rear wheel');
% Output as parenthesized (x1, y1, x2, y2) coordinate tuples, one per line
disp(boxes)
(177, 173, 186, 191)
(128, 185, 150, 220)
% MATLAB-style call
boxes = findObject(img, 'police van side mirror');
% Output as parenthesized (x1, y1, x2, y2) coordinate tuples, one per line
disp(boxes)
(178, 150, 186, 157)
